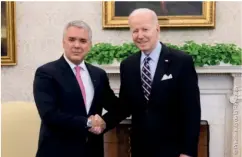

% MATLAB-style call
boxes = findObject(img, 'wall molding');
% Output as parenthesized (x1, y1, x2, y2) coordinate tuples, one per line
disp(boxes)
(98, 65, 242, 75)
(230, 74, 242, 157)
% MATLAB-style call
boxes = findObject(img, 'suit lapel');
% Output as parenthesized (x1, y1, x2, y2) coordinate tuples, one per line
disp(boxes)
(133, 52, 147, 104)
(85, 63, 99, 116)
(149, 43, 171, 102)
(58, 56, 87, 116)
(85, 63, 99, 91)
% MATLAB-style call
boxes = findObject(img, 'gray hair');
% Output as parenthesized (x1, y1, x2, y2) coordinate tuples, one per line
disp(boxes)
(63, 20, 92, 41)
(128, 8, 159, 25)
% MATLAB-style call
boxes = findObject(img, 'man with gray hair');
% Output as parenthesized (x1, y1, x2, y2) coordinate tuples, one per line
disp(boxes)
(33, 20, 118, 157)
(103, 8, 201, 157)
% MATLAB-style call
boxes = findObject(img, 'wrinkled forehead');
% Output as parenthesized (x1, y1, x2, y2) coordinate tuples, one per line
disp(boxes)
(129, 14, 155, 27)
(129, 19, 154, 31)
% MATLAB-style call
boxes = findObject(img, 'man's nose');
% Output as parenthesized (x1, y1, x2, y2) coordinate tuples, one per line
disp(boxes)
(74, 41, 81, 47)
(137, 32, 144, 39)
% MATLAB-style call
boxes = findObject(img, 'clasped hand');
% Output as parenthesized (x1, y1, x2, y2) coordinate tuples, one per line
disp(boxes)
(88, 114, 106, 135)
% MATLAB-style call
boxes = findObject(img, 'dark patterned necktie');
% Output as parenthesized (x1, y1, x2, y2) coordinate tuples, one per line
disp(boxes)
(141, 56, 152, 101)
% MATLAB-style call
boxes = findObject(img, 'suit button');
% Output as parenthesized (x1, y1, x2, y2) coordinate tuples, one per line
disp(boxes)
(86, 137, 88, 142)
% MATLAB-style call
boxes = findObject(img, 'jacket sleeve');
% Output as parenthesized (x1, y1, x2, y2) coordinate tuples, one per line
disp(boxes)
(33, 67, 88, 133)
(178, 56, 201, 157)
(102, 61, 132, 132)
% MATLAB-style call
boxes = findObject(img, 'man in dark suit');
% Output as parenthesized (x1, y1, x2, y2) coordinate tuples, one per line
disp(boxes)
(103, 8, 201, 157)
(33, 20, 118, 157)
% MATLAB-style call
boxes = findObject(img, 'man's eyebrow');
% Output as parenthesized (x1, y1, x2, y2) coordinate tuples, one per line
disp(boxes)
(68, 37, 88, 41)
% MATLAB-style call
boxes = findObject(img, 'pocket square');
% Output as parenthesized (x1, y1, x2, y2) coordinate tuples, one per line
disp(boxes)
(161, 74, 172, 81)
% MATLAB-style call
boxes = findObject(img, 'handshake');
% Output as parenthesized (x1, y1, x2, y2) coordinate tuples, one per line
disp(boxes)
(87, 114, 106, 135)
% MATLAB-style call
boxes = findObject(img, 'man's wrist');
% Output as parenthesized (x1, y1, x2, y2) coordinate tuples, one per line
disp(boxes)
(87, 119, 92, 128)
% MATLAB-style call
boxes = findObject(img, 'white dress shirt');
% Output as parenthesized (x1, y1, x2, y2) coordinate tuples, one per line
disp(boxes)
(140, 41, 162, 81)
(64, 55, 94, 114)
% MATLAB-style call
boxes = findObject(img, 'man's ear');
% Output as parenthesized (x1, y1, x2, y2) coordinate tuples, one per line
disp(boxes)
(156, 24, 160, 32)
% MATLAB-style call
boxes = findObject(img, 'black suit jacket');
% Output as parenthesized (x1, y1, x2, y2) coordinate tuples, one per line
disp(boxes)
(33, 56, 118, 157)
(105, 43, 201, 157)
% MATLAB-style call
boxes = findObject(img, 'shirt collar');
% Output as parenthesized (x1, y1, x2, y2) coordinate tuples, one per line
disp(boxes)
(141, 41, 162, 63)
(63, 54, 86, 71)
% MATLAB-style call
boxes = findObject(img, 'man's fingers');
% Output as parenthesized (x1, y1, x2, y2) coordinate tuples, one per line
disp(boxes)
(94, 114, 105, 124)
(88, 115, 94, 121)
(88, 115, 99, 127)
(88, 114, 106, 129)
(88, 127, 102, 135)
(93, 114, 103, 127)
(94, 114, 102, 121)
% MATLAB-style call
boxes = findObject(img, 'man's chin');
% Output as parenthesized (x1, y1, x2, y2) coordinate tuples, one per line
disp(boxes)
(70, 57, 83, 64)
(137, 45, 147, 50)
(139, 47, 149, 52)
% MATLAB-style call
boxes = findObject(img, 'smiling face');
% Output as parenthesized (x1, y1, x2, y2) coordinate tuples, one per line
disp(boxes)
(129, 11, 160, 54)
(63, 26, 91, 65)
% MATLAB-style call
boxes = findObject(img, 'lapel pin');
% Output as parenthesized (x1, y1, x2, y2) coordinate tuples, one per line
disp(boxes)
(165, 59, 169, 62)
